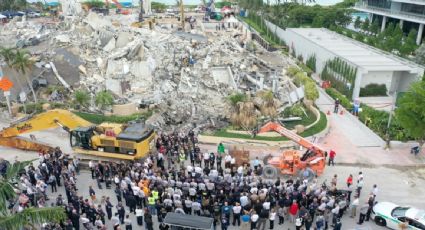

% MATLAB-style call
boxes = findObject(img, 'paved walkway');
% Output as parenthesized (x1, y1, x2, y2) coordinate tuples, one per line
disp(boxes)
(312, 75, 425, 166)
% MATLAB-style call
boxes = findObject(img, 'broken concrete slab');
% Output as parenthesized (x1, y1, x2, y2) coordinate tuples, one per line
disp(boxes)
(116, 32, 133, 48)
(103, 38, 116, 52)
(84, 12, 113, 30)
(55, 34, 71, 43)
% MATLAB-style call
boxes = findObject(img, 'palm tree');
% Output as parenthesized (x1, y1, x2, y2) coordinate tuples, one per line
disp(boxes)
(11, 49, 37, 103)
(74, 90, 91, 109)
(0, 160, 66, 229)
(0, 47, 16, 66)
(256, 90, 279, 119)
(227, 93, 257, 129)
(95, 90, 114, 110)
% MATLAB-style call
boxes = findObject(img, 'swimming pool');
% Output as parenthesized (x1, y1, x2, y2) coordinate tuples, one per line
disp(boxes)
(351, 12, 370, 21)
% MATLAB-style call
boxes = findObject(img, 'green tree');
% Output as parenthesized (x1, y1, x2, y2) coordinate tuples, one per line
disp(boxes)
(395, 80, 425, 148)
(304, 81, 319, 101)
(361, 17, 370, 32)
(227, 92, 247, 107)
(354, 16, 361, 29)
(414, 44, 425, 65)
(383, 22, 395, 38)
(386, 24, 403, 52)
(257, 90, 278, 119)
(370, 19, 379, 34)
(151, 1, 166, 12)
(95, 91, 114, 110)
(400, 29, 417, 56)
(74, 90, 91, 109)
(0, 47, 15, 65)
(11, 49, 37, 103)
(0, 160, 66, 229)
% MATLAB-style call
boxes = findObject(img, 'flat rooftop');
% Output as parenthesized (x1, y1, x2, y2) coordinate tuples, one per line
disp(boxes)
(289, 28, 423, 72)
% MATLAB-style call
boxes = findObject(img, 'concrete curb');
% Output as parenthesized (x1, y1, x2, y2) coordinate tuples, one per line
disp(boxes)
(335, 162, 425, 170)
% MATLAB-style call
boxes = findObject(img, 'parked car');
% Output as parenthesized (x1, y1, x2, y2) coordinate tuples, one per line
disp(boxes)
(27, 10, 41, 18)
(372, 201, 425, 229)
(1, 10, 24, 18)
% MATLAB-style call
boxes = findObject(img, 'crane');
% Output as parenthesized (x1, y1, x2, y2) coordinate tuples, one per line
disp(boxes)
(0, 109, 155, 160)
(110, 0, 130, 15)
(258, 121, 326, 178)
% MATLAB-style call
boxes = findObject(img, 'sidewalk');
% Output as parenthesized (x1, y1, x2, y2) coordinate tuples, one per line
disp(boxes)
(312, 75, 425, 166)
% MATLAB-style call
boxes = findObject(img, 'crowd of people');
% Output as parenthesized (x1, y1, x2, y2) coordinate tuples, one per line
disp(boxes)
(6, 130, 379, 230)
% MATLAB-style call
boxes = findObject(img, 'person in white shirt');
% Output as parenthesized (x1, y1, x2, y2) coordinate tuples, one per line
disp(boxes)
(263, 200, 271, 210)
(232, 203, 242, 226)
(224, 154, 232, 168)
(350, 195, 360, 217)
(372, 184, 378, 198)
(203, 152, 210, 167)
(240, 193, 249, 207)
(269, 208, 277, 229)
(230, 157, 236, 168)
(251, 211, 259, 229)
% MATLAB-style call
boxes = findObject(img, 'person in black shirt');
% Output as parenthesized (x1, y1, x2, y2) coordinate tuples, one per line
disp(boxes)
(105, 197, 113, 220)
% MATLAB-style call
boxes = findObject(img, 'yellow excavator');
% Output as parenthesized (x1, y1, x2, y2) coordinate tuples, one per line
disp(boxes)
(0, 109, 156, 160)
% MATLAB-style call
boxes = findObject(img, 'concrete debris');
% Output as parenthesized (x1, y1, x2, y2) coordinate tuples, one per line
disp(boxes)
(0, 11, 296, 131)
(103, 38, 116, 52)
(78, 65, 87, 75)
(55, 34, 71, 43)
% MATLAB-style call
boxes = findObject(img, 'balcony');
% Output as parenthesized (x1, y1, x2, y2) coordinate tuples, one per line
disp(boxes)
(354, 2, 425, 23)
(392, 0, 425, 6)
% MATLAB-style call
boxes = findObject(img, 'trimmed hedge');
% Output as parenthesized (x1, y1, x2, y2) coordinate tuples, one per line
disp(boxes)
(325, 87, 410, 141)
(359, 84, 387, 97)
(74, 111, 153, 124)
(325, 88, 351, 109)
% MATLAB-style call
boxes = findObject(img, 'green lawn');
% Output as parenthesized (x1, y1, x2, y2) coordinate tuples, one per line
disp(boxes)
(282, 108, 317, 130)
(206, 111, 327, 141)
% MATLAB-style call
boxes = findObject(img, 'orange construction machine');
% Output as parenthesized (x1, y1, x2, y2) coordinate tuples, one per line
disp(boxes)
(258, 121, 326, 178)
(110, 0, 130, 15)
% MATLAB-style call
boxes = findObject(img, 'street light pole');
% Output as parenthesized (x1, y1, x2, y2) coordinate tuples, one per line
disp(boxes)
(0, 66, 13, 118)
(385, 91, 397, 149)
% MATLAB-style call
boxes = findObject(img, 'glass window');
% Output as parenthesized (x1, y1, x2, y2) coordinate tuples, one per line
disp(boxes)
(401, 3, 425, 15)
(392, 207, 409, 217)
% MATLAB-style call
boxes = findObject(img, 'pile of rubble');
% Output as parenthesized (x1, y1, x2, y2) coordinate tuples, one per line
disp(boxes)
(0, 11, 303, 131)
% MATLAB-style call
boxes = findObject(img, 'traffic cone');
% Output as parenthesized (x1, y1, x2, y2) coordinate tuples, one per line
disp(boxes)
(327, 110, 331, 115)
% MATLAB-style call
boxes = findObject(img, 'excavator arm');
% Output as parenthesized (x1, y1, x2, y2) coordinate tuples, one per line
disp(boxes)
(0, 109, 92, 138)
(0, 109, 92, 152)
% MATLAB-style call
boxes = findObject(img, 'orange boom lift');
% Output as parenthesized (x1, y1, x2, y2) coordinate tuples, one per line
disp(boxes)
(258, 122, 326, 178)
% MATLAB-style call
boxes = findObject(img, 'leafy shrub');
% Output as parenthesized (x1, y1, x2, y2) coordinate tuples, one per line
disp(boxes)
(19, 103, 43, 114)
(287, 66, 299, 77)
(283, 104, 304, 117)
(325, 87, 410, 141)
(306, 54, 316, 72)
(325, 88, 351, 109)
(359, 84, 387, 97)
(294, 72, 310, 87)
(305, 81, 319, 101)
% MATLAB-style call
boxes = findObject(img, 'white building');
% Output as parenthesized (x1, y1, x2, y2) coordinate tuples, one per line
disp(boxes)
(265, 21, 424, 99)
(354, 0, 425, 45)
